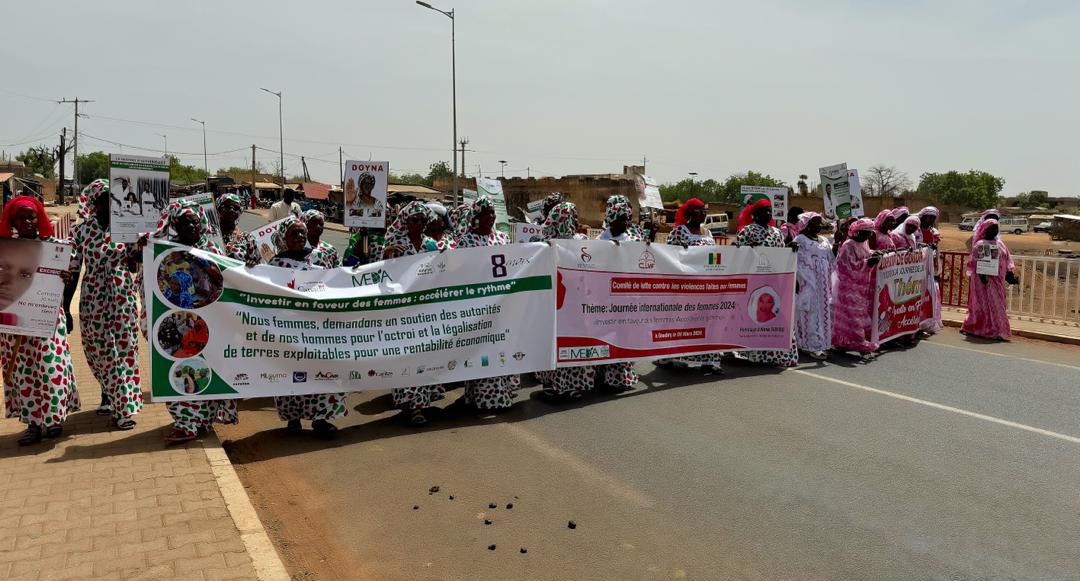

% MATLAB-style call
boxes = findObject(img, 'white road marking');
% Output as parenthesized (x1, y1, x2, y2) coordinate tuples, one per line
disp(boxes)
(499, 423, 656, 508)
(926, 340, 1080, 371)
(793, 369, 1080, 446)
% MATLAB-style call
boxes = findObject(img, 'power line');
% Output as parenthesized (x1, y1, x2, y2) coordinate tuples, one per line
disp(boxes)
(0, 88, 57, 103)
(80, 132, 249, 157)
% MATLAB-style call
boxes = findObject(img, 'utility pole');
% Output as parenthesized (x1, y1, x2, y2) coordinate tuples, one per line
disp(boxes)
(338, 147, 344, 190)
(251, 144, 257, 209)
(56, 128, 70, 205)
(459, 138, 469, 180)
(58, 97, 94, 190)
(526, 167, 530, 179)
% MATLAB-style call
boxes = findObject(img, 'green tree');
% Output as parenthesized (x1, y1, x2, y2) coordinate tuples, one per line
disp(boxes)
(1014, 190, 1048, 208)
(167, 156, 209, 184)
(427, 161, 453, 183)
(718, 171, 787, 203)
(16, 146, 57, 179)
(76, 151, 110, 185)
(660, 178, 722, 203)
(390, 172, 429, 186)
(917, 170, 1005, 209)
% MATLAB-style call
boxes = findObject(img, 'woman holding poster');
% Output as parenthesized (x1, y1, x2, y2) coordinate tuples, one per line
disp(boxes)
(267, 217, 348, 436)
(918, 207, 944, 334)
(656, 198, 723, 374)
(69, 179, 142, 430)
(0, 196, 80, 445)
(301, 209, 340, 268)
(536, 202, 597, 400)
(961, 220, 1018, 340)
(381, 202, 445, 425)
(218, 194, 261, 266)
(455, 197, 520, 411)
(792, 212, 834, 360)
(595, 195, 642, 391)
(832, 218, 882, 359)
(735, 199, 799, 367)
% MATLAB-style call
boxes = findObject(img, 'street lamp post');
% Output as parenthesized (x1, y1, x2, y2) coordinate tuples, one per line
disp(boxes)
(157, 134, 168, 157)
(191, 118, 208, 177)
(688, 172, 698, 199)
(416, 1, 458, 204)
(498, 160, 508, 178)
(260, 88, 285, 195)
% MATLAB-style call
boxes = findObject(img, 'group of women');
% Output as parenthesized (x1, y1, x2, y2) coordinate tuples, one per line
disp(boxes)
(0, 181, 1017, 445)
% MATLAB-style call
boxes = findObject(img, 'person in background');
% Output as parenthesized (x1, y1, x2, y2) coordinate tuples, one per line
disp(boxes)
(541, 192, 565, 221)
(656, 198, 722, 374)
(217, 193, 261, 266)
(454, 197, 520, 412)
(871, 209, 896, 251)
(595, 195, 641, 391)
(268, 189, 301, 222)
(832, 218, 882, 360)
(735, 198, 799, 367)
(961, 219, 1018, 340)
(380, 202, 445, 425)
(792, 212, 834, 360)
(536, 202, 596, 400)
(781, 206, 804, 243)
(425, 201, 457, 251)
(0, 196, 80, 445)
(918, 206, 944, 334)
(266, 216, 347, 437)
(68, 180, 142, 430)
(833, 217, 854, 258)
(138, 201, 239, 445)
(302, 209, 339, 268)
(890, 215, 921, 250)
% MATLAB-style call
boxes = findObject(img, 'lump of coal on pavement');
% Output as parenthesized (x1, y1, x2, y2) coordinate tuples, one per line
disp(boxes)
(484, 519, 492, 525)
(488, 502, 497, 509)
(488, 544, 497, 551)
(520, 547, 528, 554)
(448, 496, 455, 500)
(506, 503, 514, 509)
(412, 506, 419, 510)
(429, 486, 440, 494)
(567, 520, 577, 529)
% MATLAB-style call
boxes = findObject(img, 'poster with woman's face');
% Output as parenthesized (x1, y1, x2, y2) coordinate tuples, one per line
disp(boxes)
(0, 239, 71, 338)
(343, 160, 389, 229)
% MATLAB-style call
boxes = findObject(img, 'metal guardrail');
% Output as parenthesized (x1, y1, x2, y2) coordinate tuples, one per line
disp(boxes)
(940, 251, 1080, 323)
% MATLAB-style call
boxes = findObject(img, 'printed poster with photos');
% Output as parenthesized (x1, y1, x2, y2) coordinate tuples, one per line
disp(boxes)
(819, 162, 851, 221)
(343, 160, 389, 229)
(109, 154, 171, 242)
(473, 178, 512, 237)
(975, 241, 1001, 275)
(0, 239, 72, 338)
(740, 186, 788, 223)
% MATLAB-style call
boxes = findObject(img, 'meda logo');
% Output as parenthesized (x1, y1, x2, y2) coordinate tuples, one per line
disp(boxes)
(314, 371, 339, 381)
(638, 250, 655, 270)
(351, 269, 393, 287)
(260, 372, 287, 383)
(513, 351, 526, 361)
(292, 372, 308, 383)
(558, 346, 610, 361)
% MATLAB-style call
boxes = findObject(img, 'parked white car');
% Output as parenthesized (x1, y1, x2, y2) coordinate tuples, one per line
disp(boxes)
(703, 213, 729, 235)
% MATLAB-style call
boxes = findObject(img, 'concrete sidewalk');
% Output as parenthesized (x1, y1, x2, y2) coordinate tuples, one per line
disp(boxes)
(942, 307, 1080, 345)
(0, 330, 289, 580)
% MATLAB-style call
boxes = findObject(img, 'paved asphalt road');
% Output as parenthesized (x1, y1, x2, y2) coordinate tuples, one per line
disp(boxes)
(226, 212, 1080, 580)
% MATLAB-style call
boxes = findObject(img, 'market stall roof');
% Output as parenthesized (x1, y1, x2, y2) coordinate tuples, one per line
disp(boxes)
(300, 182, 331, 200)
(0, 173, 14, 182)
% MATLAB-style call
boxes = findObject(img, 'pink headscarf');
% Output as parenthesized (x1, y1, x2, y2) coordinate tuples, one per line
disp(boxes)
(873, 209, 893, 232)
(889, 206, 910, 221)
(847, 218, 875, 237)
(794, 211, 822, 236)
(917, 206, 939, 219)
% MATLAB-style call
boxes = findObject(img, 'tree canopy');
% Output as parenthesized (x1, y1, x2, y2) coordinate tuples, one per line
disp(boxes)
(75, 151, 110, 185)
(660, 171, 787, 204)
(16, 146, 56, 179)
(1013, 190, 1048, 208)
(167, 156, 209, 184)
(863, 164, 911, 197)
(916, 170, 1005, 209)
(390, 161, 453, 187)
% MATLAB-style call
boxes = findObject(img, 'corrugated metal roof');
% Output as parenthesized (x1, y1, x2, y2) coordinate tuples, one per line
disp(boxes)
(0, 173, 14, 181)
(300, 181, 331, 200)
(388, 184, 443, 195)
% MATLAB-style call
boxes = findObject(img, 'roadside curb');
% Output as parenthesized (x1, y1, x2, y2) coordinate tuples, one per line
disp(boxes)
(202, 432, 291, 581)
(940, 317, 1080, 346)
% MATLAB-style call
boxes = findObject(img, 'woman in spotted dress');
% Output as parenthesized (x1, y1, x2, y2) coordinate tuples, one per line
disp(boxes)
(267, 217, 347, 437)
(656, 198, 723, 374)
(734, 199, 799, 367)
(139, 201, 240, 445)
(0, 196, 80, 445)
(302, 209, 340, 268)
(424, 202, 457, 251)
(68, 179, 142, 430)
(594, 195, 641, 392)
(455, 197, 519, 412)
(217, 194, 261, 267)
(536, 202, 596, 400)
(380, 202, 446, 424)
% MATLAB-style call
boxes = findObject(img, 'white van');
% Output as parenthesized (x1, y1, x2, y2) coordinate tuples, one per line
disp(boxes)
(703, 213, 729, 235)
(999, 217, 1029, 234)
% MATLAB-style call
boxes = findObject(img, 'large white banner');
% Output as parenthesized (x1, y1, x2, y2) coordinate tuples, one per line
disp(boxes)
(109, 154, 170, 242)
(344, 161, 388, 229)
(0, 239, 70, 338)
(145, 241, 556, 401)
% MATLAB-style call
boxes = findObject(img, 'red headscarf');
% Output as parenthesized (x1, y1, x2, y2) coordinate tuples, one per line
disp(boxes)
(0, 195, 54, 239)
(737, 198, 773, 233)
(673, 198, 705, 226)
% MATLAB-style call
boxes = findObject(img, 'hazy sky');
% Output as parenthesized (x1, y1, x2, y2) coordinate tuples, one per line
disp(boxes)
(3, 0, 1078, 195)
